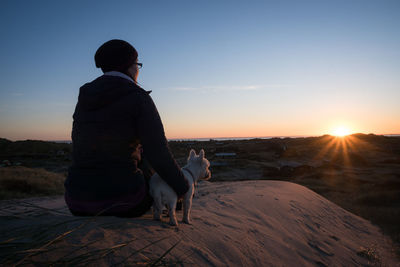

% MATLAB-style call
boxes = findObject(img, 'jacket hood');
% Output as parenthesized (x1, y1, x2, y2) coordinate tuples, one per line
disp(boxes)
(77, 75, 136, 111)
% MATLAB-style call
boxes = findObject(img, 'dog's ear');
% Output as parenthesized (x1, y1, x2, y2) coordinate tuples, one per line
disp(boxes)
(199, 149, 205, 159)
(188, 149, 196, 161)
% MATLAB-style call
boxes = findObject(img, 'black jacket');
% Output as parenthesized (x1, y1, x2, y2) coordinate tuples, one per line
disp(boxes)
(65, 75, 189, 200)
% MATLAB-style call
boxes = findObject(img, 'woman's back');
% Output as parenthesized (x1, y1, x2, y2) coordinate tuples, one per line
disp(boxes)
(66, 75, 146, 201)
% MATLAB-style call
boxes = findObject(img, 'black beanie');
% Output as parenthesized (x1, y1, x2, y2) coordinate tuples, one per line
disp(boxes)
(94, 39, 138, 73)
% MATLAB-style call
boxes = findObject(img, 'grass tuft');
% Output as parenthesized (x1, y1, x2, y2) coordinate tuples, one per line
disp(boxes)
(357, 245, 381, 264)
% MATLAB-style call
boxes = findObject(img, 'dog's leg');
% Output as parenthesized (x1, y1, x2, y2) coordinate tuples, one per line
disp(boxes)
(153, 197, 162, 221)
(183, 193, 193, 224)
(168, 199, 178, 226)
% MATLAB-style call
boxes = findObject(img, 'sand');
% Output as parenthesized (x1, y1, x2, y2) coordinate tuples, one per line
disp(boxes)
(0, 180, 398, 266)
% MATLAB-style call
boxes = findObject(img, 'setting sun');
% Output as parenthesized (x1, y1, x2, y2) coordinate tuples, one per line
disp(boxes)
(332, 126, 352, 137)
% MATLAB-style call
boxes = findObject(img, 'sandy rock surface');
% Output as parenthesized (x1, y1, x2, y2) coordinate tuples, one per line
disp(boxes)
(0, 181, 398, 266)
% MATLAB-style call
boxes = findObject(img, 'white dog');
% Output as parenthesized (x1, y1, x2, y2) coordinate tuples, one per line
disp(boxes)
(149, 149, 211, 226)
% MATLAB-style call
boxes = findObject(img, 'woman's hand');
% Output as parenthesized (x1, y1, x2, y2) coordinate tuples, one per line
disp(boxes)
(131, 144, 143, 162)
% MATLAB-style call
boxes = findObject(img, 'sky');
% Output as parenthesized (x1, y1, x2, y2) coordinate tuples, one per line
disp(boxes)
(0, 0, 399, 140)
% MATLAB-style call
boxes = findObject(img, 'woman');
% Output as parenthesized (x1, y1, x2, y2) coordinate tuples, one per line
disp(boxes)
(64, 39, 189, 217)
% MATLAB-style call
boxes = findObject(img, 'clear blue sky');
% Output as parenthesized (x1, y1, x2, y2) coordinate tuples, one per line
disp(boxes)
(0, 0, 399, 140)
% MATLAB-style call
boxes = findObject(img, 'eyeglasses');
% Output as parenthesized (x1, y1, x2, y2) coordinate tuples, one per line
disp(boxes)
(135, 62, 143, 69)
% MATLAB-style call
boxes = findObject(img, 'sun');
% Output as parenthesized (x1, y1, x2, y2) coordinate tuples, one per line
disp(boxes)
(332, 126, 351, 137)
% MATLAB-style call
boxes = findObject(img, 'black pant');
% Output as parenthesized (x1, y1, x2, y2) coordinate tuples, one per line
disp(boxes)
(70, 157, 155, 218)
(115, 157, 155, 217)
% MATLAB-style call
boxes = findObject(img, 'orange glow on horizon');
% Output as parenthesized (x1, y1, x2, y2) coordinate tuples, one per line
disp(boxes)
(331, 126, 352, 137)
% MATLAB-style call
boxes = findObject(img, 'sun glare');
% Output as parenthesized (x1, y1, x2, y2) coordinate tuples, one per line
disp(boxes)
(332, 126, 351, 137)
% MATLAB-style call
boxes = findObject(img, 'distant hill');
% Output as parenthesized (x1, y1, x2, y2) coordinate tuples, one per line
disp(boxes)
(1, 133, 399, 157)
(0, 138, 71, 156)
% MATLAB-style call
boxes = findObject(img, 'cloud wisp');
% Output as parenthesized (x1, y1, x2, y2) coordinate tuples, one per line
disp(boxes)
(168, 84, 291, 92)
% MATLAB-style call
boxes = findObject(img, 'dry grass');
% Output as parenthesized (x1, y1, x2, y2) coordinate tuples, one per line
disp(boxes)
(0, 202, 184, 266)
(357, 245, 381, 265)
(0, 166, 65, 200)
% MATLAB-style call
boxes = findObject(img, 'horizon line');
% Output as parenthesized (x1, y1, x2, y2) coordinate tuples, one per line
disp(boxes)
(47, 133, 400, 142)
(2, 132, 400, 142)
